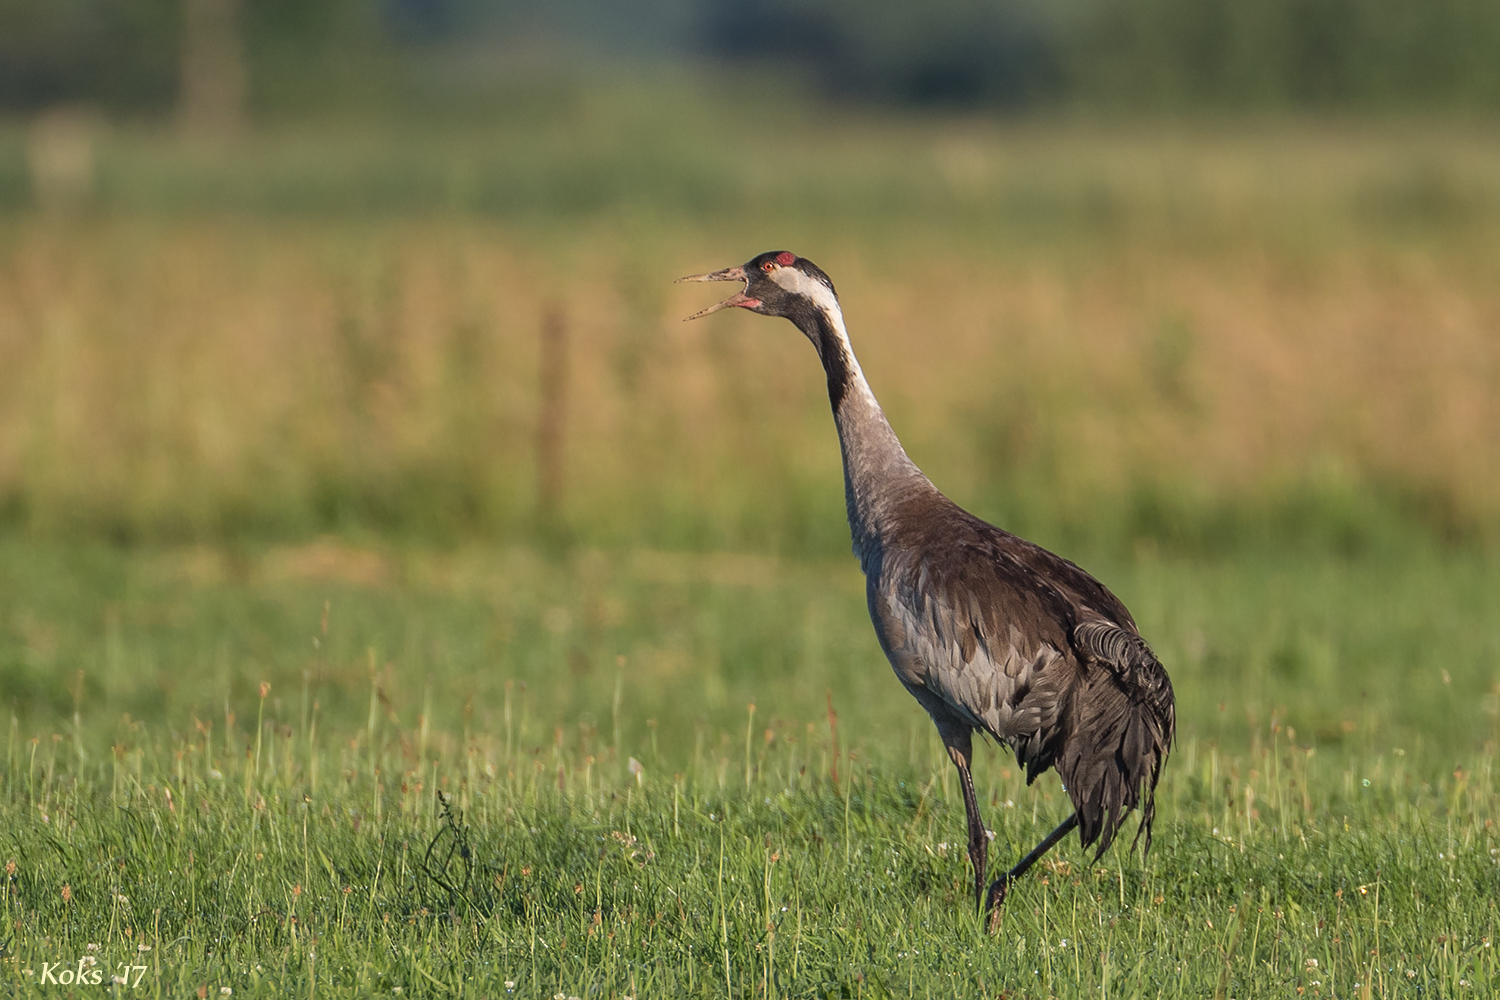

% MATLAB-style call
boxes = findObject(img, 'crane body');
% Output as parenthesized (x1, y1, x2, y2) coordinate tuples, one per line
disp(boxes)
(679, 251, 1175, 923)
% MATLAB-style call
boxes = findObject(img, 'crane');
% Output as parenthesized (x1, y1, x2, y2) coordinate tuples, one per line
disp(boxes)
(678, 251, 1175, 924)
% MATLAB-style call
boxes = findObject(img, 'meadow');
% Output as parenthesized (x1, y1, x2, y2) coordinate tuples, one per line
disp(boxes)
(0, 82, 1498, 996)
(0, 540, 1497, 997)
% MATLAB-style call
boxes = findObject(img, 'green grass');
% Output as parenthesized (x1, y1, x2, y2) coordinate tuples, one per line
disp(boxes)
(1, 538, 1497, 996)
(6, 723, 1498, 998)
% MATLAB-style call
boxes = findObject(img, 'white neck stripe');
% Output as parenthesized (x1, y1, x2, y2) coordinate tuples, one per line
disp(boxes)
(771, 266, 841, 317)
(768, 265, 877, 407)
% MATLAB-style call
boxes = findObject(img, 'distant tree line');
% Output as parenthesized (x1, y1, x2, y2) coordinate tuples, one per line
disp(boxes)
(2, 0, 1498, 115)
(1079, 0, 1500, 109)
(707, 0, 1500, 109)
(0, 0, 381, 116)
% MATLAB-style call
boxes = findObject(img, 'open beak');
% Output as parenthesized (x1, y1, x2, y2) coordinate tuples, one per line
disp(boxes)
(675, 265, 760, 320)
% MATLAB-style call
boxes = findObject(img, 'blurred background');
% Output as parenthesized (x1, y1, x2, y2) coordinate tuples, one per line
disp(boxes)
(2, 0, 1497, 550)
(0, 0, 1497, 754)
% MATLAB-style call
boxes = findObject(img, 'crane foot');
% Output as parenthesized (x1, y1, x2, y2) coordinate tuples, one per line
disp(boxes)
(983, 875, 1012, 933)
(981, 812, 1081, 932)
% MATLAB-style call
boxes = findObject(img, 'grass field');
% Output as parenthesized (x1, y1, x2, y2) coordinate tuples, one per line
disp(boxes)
(1, 85, 1499, 995)
(1, 539, 1496, 996)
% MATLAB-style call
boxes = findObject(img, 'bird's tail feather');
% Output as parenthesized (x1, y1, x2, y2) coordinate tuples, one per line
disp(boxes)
(1059, 630, 1175, 859)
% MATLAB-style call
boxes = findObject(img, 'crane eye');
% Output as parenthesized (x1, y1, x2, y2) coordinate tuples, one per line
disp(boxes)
(761, 261, 777, 273)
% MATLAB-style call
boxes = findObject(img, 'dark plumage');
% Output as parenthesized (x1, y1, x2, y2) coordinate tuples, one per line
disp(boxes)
(679, 251, 1175, 923)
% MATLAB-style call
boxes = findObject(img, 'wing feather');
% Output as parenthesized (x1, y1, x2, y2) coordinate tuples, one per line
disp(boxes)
(873, 511, 1082, 778)
(868, 494, 1175, 859)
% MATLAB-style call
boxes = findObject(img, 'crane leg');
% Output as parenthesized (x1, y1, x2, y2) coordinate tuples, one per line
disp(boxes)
(984, 812, 1080, 931)
(938, 726, 988, 913)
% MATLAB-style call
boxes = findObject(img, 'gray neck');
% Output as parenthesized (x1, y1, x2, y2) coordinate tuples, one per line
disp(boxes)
(795, 303, 935, 570)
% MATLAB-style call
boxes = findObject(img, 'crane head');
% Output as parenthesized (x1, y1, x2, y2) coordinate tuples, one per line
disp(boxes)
(677, 251, 839, 323)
